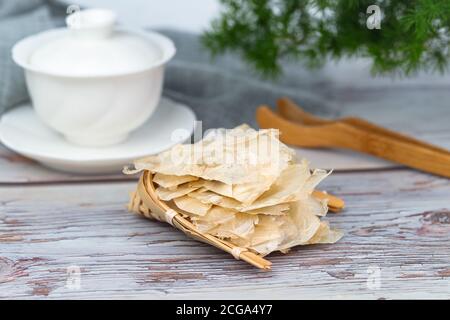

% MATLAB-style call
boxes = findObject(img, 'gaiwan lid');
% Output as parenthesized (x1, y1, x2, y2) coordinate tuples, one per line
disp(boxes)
(27, 9, 169, 77)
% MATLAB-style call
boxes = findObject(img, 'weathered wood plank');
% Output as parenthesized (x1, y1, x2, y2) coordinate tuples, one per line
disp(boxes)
(2, 82, 450, 183)
(0, 144, 128, 183)
(1, 169, 448, 299)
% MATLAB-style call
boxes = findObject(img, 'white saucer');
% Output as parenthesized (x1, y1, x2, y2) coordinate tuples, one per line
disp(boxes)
(0, 98, 196, 174)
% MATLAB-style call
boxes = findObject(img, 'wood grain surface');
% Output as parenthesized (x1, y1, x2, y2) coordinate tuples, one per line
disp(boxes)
(1, 169, 449, 299)
(1, 65, 449, 299)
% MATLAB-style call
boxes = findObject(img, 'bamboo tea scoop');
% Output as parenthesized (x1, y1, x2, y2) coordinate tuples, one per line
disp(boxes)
(256, 97, 450, 179)
(131, 171, 344, 270)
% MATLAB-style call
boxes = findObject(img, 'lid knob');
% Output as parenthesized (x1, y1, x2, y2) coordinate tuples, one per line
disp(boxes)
(66, 8, 117, 39)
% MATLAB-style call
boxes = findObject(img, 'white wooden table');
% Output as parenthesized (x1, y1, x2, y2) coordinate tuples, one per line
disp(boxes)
(1, 64, 449, 299)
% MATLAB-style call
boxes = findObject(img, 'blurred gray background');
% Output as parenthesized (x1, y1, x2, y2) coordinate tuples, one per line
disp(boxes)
(67, 0, 220, 32)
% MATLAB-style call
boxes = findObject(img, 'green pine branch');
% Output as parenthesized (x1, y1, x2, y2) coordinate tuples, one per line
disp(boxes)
(201, 0, 450, 77)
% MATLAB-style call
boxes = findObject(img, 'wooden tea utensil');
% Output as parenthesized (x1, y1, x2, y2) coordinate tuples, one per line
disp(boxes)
(129, 171, 344, 269)
(256, 97, 450, 179)
(132, 171, 273, 270)
(312, 190, 345, 213)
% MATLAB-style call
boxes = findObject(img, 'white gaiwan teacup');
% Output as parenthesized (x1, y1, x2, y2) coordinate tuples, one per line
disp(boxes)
(12, 8, 175, 147)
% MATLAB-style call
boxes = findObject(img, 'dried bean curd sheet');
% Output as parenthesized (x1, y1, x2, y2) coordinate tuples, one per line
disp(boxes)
(125, 124, 342, 256)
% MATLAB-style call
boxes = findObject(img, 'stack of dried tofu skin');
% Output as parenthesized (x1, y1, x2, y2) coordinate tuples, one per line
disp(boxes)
(126, 124, 342, 256)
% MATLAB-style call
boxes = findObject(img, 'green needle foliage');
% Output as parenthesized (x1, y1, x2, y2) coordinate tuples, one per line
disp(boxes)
(202, 0, 450, 77)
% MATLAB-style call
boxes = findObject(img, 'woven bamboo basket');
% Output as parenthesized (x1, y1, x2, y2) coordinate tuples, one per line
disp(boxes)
(128, 170, 345, 270)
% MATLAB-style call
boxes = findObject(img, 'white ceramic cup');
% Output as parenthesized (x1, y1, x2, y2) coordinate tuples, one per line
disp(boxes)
(12, 9, 176, 147)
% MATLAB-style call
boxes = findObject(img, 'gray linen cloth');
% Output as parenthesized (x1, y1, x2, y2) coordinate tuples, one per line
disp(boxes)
(0, 0, 66, 113)
(0, 0, 336, 130)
